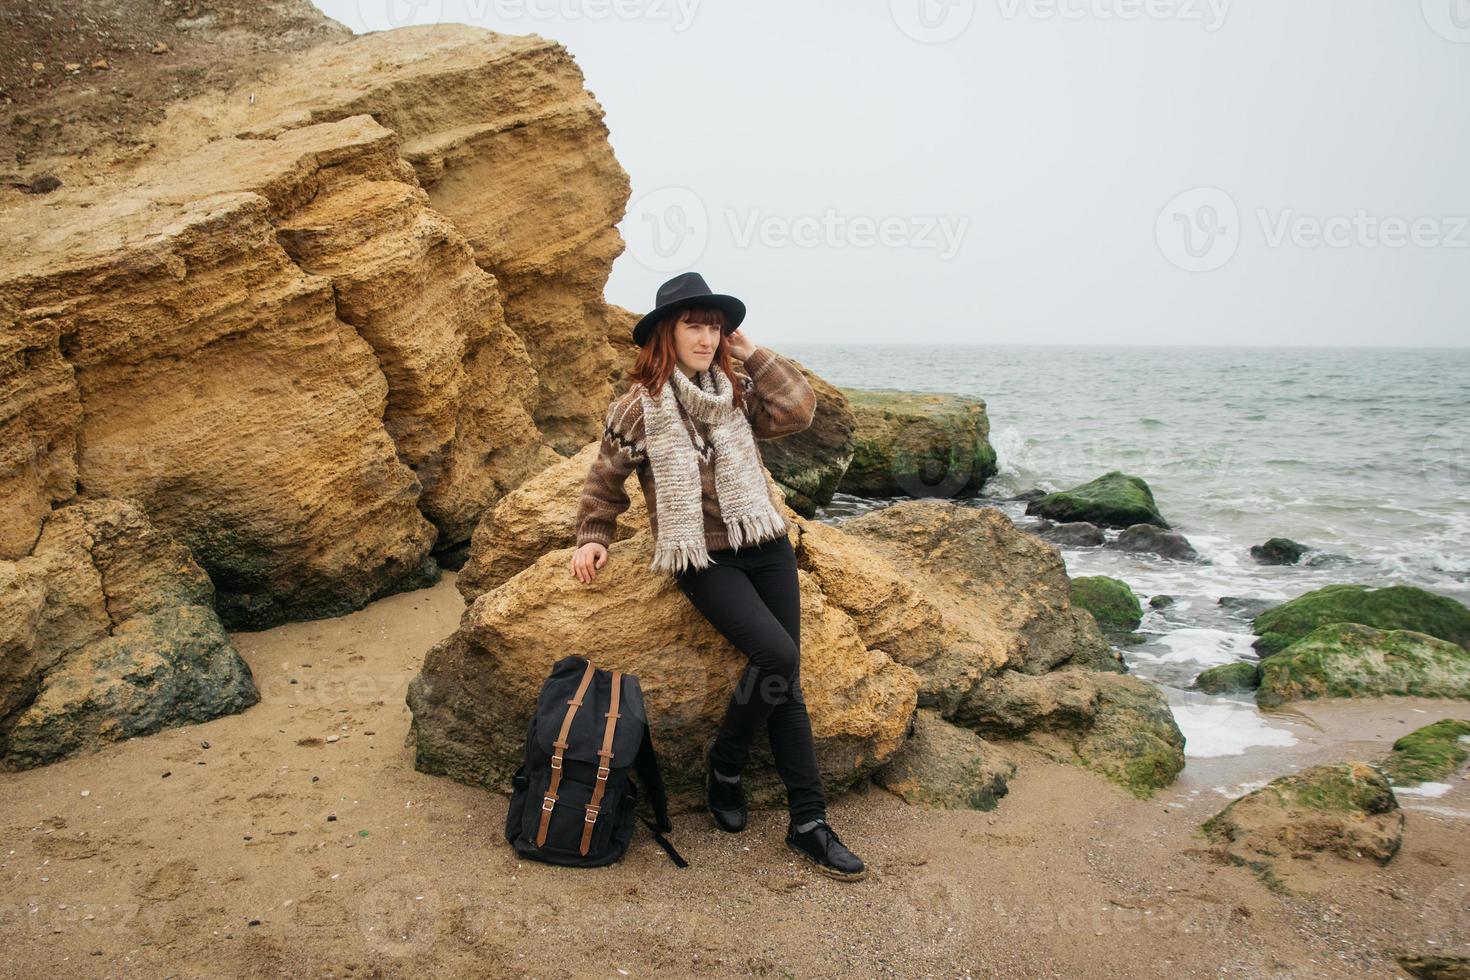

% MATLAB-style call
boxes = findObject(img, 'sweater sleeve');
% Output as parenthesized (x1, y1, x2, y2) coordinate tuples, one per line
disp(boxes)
(574, 392, 646, 549)
(740, 346, 816, 441)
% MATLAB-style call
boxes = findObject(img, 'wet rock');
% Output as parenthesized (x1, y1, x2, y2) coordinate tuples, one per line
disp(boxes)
(1193, 661, 1261, 696)
(1255, 623, 1470, 707)
(1070, 575, 1143, 636)
(1250, 537, 1308, 565)
(1023, 471, 1169, 529)
(1036, 521, 1106, 547)
(1378, 718, 1470, 787)
(1202, 761, 1404, 895)
(1252, 583, 1470, 656)
(1109, 524, 1199, 561)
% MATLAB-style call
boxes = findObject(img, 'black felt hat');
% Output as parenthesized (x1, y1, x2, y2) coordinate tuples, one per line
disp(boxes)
(632, 271, 746, 348)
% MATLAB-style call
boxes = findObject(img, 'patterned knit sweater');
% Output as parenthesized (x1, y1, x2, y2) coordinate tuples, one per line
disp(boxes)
(574, 346, 816, 553)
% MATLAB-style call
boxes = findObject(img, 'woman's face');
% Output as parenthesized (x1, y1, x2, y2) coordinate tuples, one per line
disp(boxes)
(672, 312, 724, 375)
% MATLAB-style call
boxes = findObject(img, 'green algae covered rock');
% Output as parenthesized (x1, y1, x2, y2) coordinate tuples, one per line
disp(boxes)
(1023, 470, 1169, 529)
(1255, 623, 1470, 708)
(956, 669, 1185, 798)
(1378, 718, 1470, 786)
(1252, 583, 1470, 656)
(1193, 660, 1261, 695)
(835, 388, 998, 499)
(1201, 761, 1404, 894)
(1070, 575, 1143, 636)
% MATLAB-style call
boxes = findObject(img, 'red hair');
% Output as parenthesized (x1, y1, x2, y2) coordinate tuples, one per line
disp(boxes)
(628, 305, 748, 413)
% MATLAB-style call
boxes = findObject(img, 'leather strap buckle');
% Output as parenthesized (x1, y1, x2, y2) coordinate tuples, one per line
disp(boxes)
(595, 764, 610, 781)
(584, 804, 600, 823)
(541, 795, 556, 812)
(550, 756, 563, 770)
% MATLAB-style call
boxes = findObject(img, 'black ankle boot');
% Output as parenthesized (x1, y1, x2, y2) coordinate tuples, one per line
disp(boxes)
(706, 737, 747, 833)
(786, 818, 866, 881)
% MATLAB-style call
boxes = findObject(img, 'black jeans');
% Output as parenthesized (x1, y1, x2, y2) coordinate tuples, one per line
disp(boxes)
(674, 533, 827, 825)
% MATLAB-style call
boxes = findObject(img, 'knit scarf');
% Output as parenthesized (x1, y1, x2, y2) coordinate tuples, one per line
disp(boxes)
(639, 364, 788, 576)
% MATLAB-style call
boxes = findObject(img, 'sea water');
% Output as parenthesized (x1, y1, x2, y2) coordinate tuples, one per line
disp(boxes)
(790, 344, 1469, 761)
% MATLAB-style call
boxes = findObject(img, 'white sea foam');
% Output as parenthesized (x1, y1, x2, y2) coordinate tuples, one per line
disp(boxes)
(1212, 779, 1271, 798)
(1171, 698, 1298, 758)
(1132, 628, 1258, 668)
(1393, 782, 1455, 798)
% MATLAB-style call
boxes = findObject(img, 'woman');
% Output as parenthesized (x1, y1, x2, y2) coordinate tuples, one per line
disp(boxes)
(569, 272, 866, 882)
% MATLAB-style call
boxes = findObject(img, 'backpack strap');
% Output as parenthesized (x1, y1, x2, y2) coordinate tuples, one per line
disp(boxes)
(535, 659, 597, 848)
(632, 723, 686, 867)
(579, 669, 622, 855)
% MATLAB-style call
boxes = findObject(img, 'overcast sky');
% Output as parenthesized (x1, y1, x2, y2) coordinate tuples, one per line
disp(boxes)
(313, 1, 1468, 347)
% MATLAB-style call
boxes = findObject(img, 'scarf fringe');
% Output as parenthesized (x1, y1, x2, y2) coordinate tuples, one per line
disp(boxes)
(724, 509, 787, 550)
(649, 537, 712, 577)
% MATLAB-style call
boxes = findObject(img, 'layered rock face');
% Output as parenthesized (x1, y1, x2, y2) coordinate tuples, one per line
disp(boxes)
(146, 26, 635, 456)
(1, 23, 639, 760)
(3, 26, 630, 631)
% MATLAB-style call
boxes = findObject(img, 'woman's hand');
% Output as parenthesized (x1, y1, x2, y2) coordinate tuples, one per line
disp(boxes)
(725, 327, 756, 361)
(571, 542, 608, 583)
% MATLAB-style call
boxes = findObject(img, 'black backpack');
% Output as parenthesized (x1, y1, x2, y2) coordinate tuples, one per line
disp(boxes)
(505, 655, 687, 868)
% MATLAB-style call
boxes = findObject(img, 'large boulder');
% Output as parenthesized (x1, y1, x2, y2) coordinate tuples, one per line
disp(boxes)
(1024, 470, 1169, 529)
(1202, 762, 1404, 895)
(1255, 623, 1470, 707)
(801, 503, 1121, 697)
(834, 389, 997, 499)
(1252, 583, 1470, 656)
(0, 499, 257, 770)
(455, 440, 646, 600)
(408, 525, 921, 812)
(802, 502, 1181, 797)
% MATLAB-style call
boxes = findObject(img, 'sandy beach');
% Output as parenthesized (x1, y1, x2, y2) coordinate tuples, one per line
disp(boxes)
(4, 570, 1467, 979)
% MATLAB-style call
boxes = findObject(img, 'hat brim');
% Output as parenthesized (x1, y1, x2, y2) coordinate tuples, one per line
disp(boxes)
(632, 294, 746, 347)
